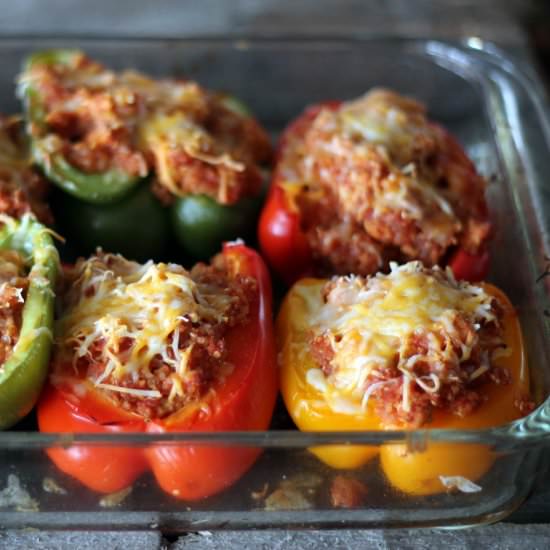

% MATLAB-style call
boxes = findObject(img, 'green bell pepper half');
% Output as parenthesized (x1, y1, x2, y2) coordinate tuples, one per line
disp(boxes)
(21, 50, 268, 261)
(55, 181, 264, 264)
(19, 49, 143, 205)
(0, 214, 59, 429)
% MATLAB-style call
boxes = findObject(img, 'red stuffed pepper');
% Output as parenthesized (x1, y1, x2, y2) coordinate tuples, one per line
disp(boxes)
(38, 242, 278, 500)
(259, 89, 490, 283)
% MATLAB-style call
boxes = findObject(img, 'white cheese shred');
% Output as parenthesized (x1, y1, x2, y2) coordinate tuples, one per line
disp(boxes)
(439, 475, 482, 493)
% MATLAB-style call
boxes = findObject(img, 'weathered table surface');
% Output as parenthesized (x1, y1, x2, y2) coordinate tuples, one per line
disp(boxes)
(1, 1, 549, 547)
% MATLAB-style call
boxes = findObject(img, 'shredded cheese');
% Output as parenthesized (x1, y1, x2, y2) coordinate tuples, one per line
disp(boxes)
(55, 253, 236, 404)
(140, 112, 245, 198)
(302, 261, 499, 415)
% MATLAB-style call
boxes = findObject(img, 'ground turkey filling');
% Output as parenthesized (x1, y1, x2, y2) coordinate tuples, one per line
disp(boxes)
(306, 262, 513, 427)
(0, 250, 28, 368)
(23, 52, 272, 205)
(54, 252, 256, 419)
(0, 116, 52, 224)
(276, 89, 490, 276)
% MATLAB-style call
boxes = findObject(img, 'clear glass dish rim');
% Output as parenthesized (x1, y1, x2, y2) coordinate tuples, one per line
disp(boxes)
(0, 34, 549, 453)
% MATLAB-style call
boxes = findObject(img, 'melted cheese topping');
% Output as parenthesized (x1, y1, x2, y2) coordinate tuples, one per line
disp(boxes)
(338, 90, 434, 164)
(296, 89, 467, 259)
(326, 91, 455, 220)
(22, 53, 260, 203)
(304, 261, 497, 414)
(56, 253, 236, 402)
(140, 112, 245, 196)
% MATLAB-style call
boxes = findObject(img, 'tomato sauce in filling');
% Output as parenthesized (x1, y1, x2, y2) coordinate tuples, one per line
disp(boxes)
(276, 89, 490, 276)
(306, 262, 528, 427)
(0, 250, 28, 368)
(54, 252, 256, 419)
(0, 116, 53, 224)
(25, 53, 272, 205)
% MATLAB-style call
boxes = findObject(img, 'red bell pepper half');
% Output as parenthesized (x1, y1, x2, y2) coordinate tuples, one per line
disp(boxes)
(38, 242, 278, 500)
(259, 101, 490, 284)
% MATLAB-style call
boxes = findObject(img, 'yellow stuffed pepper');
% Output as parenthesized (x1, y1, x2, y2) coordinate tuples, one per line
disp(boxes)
(277, 261, 531, 495)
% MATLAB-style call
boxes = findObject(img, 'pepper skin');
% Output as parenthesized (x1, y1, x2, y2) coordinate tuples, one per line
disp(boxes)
(0, 214, 59, 429)
(53, 183, 170, 263)
(171, 188, 264, 262)
(278, 278, 529, 494)
(259, 102, 336, 284)
(259, 101, 490, 284)
(38, 242, 278, 500)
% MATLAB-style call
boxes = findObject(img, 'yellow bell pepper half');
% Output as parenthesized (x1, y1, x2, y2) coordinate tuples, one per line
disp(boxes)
(278, 279, 530, 494)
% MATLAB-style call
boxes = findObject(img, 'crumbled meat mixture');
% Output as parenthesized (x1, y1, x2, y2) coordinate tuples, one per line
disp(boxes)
(0, 116, 53, 224)
(0, 250, 28, 367)
(26, 53, 271, 205)
(295, 186, 400, 277)
(275, 89, 490, 275)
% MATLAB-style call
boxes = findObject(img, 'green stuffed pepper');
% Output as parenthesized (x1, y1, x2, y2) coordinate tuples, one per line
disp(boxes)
(19, 49, 272, 262)
(0, 214, 58, 429)
(19, 50, 143, 204)
(0, 114, 53, 225)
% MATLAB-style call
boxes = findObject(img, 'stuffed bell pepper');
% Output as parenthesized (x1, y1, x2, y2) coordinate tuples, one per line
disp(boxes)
(0, 115, 53, 224)
(38, 242, 277, 500)
(19, 50, 272, 261)
(0, 214, 59, 429)
(278, 262, 532, 495)
(259, 89, 490, 283)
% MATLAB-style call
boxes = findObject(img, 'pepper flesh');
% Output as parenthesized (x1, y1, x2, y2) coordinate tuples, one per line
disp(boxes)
(38, 242, 278, 500)
(0, 214, 58, 429)
(278, 278, 529, 493)
(171, 186, 265, 261)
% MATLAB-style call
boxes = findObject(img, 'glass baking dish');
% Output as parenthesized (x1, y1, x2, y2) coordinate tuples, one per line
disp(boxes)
(0, 36, 549, 531)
